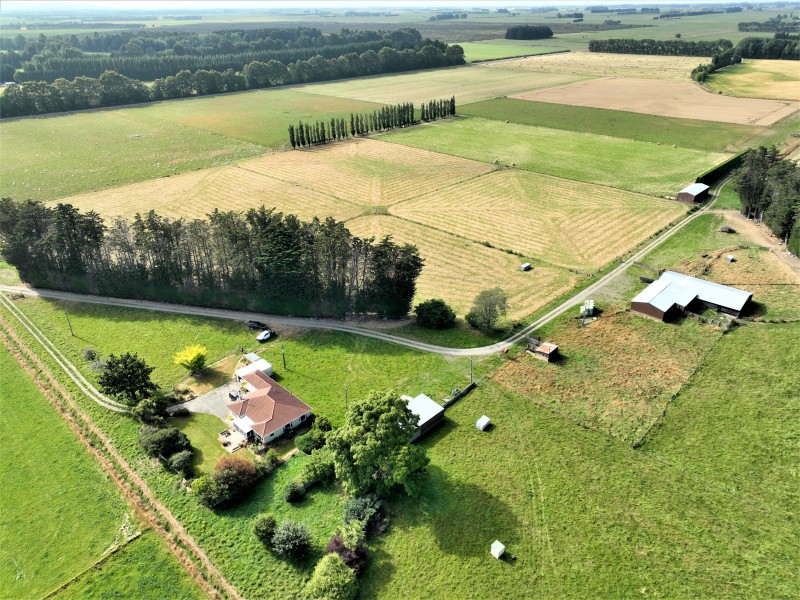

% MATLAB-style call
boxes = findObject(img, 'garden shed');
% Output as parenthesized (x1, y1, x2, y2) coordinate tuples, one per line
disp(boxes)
(403, 394, 445, 442)
(677, 183, 710, 203)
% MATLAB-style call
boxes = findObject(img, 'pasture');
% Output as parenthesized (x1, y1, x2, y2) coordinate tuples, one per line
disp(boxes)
(380, 117, 727, 197)
(239, 138, 493, 207)
(457, 41, 567, 62)
(485, 51, 704, 81)
(513, 77, 800, 126)
(391, 170, 686, 271)
(460, 98, 762, 152)
(707, 59, 800, 101)
(57, 163, 364, 222)
(57, 532, 205, 600)
(0, 346, 128, 599)
(301, 64, 588, 105)
(346, 214, 579, 318)
(0, 109, 266, 203)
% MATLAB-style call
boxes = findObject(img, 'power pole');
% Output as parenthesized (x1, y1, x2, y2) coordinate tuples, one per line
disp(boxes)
(64, 309, 74, 336)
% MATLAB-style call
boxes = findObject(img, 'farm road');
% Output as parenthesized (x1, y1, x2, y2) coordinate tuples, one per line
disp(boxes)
(0, 180, 726, 358)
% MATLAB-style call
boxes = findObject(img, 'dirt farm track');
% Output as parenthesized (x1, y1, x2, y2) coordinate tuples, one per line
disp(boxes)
(513, 77, 799, 126)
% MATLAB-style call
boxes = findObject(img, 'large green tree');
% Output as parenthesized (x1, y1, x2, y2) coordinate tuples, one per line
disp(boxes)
(99, 352, 158, 406)
(328, 390, 429, 498)
(466, 288, 509, 331)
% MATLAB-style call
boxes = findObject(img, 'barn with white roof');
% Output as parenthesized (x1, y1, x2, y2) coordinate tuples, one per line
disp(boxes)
(631, 271, 752, 321)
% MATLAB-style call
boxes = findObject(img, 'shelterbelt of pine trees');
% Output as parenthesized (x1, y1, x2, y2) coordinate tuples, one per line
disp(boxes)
(288, 97, 456, 148)
(0, 199, 425, 318)
(588, 38, 733, 56)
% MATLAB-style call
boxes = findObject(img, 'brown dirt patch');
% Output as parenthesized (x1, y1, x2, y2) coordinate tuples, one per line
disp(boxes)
(512, 77, 799, 126)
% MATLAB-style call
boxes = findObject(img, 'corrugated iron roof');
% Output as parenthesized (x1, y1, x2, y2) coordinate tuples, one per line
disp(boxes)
(679, 183, 710, 196)
(632, 271, 752, 313)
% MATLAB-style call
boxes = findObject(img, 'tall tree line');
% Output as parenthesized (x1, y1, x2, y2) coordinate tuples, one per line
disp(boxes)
(0, 200, 424, 318)
(691, 34, 798, 83)
(732, 147, 800, 254)
(505, 26, 554, 40)
(588, 38, 732, 56)
(288, 97, 456, 148)
(0, 45, 465, 118)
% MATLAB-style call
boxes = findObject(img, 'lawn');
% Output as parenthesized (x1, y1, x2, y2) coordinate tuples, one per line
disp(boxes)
(0, 109, 266, 203)
(707, 59, 800, 101)
(458, 41, 568, 62)
(360, 376, 798, 598)
(379, 117, 729, 197)
(0, 345, 127, 599)
(390, 170, 687, 271)
(460, 98, 762, 153)
(172, 413, 235, 476)
(57, 532, 205, 600)
(302, 64, 588, 105)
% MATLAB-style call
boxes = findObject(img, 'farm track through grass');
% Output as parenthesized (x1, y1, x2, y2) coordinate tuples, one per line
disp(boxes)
(390, 170, 687, 270)
(461, 98, 763, 152)
(346, 214, 579, 318)
(379, 117, 729, 197)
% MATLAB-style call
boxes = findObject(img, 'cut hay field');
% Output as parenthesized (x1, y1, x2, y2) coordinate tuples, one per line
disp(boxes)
(458, 41, 568, 62)
(57, 163, 363, 222)
(0, 345, 128, 599)
(460, 98, 762, 152)
(0, 109, 266, 203)
(391, 170, 687, 271)
(239, 138, 493, 207)
(135, 89, 385, 147)
(513, 77, 800, 126)
(380, 117, 727, 197)
(302, 64, 589, 105)
(346, 214, 579, 318)
(707, 59, 800, 101)
(487, 51, 704, 80)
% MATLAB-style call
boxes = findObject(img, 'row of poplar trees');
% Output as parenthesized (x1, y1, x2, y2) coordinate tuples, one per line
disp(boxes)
(0, 199, 424, 318)
(288, 97, 456, 148)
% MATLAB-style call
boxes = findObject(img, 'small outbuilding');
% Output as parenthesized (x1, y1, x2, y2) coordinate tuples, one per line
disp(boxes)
(520, 262, 532, 272)
(403, 394, 445, 442)
(677, 183, 710, 203)
(533, 342, 559, 362)
(476, 415, 491, 431)
(491, 540, 506, 559)
(235, 358, 273, 380)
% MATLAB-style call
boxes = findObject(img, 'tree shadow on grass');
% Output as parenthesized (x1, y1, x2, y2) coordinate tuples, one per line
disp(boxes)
(398, 464, 522, 559)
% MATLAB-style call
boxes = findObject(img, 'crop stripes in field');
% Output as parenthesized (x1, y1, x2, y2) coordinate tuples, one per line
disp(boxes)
(0, 294, 129, 413)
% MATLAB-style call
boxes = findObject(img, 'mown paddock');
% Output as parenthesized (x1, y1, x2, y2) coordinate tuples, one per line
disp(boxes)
(379, 117, 729, 197)
(54, 163, 363, 222)
(0, 346, 129, 599)
(239, 138, 494, 207)
(389, 170, 687, 271)
(460, 98, 763, 152)
(301, 64, 589, 105)
(483, 51, 705, 81)
(457, 41, 568, 62)
(0, 109, 266, 203)
(512, 77, 800, 126)
(706, 59, 800, 101)
(345, 214, 579, 319)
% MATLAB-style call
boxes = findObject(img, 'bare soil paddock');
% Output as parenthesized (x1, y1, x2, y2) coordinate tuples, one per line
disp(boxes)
(513, 77, 799, 126)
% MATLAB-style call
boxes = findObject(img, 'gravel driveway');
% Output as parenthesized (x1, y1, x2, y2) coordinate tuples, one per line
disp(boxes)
(169, 381, 239, 419)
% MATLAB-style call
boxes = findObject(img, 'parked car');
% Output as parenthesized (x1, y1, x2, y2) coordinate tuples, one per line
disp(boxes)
(256, 330, 271, 342)
(247, 320, 268, 330)
(228, 390, 240, 401)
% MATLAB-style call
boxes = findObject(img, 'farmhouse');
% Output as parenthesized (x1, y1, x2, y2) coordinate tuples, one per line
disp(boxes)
(631, 271, 752, 321)
(403, 394, 445, 442)
(227, 370, 311, 444)
(677, 183, 710, 203)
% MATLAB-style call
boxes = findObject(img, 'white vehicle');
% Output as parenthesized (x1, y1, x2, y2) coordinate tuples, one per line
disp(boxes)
(256, 330, 271, 342)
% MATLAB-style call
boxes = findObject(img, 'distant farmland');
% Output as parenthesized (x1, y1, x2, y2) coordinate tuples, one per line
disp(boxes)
(391, 170, 687, 271)
(380, 117, 728, 197)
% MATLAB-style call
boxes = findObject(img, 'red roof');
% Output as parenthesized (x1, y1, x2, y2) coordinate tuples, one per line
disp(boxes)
(228, 373, 311, 439)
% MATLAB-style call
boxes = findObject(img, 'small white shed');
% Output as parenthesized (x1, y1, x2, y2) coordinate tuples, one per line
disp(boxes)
(235, 359, 273, 379)
(520, 262, 532, 272)
(476, 415, 491, 431)
(491, 540, 505, 559)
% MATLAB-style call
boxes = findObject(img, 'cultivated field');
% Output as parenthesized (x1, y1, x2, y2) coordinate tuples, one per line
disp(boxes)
(391, 170, 687, 271)
(0, 346, 128, 599)
(512, 77, 800, 126)
(57, 163, 363, 222)
(486, 51, 704, 81)
(380, 118, 728, 197)
(346, 214, 579, 318)
(707, 59, 800, 101)
(0, 110, 266, 203)
(239, 138, 494, 207)
(302, 64, 589, 105)
(461, 98, 762, 152)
